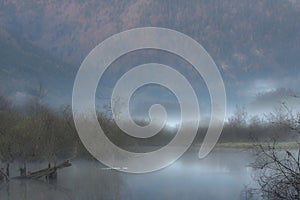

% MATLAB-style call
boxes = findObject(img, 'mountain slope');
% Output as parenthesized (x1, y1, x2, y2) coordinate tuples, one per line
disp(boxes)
(0, 0, 299, 76)
(0, 30, 75, 106)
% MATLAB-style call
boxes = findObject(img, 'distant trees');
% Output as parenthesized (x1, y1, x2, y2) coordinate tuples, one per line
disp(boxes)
(215, 105, 297, 143)
(228, 105, 248, 128)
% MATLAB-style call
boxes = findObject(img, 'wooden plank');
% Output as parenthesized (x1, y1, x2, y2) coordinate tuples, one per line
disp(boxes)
(12, 160, 71, 180)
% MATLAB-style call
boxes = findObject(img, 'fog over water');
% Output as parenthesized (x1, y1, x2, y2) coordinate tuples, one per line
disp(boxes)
(0, 148, 258, 200)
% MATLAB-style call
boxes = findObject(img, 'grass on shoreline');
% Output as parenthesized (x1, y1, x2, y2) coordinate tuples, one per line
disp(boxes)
(214, 142, 299, 149)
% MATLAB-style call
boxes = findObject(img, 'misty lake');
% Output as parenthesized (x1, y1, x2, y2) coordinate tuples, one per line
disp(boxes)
(0, 148, 258, 200)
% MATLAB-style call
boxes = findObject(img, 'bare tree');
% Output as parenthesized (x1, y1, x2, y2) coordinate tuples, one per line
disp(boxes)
(252, 142, 300, 199)
(251, 103, 300, 199)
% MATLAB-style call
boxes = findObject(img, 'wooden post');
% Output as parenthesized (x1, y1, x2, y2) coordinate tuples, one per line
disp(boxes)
(6, 163, 9, 177)
(0, 168, 9, 181)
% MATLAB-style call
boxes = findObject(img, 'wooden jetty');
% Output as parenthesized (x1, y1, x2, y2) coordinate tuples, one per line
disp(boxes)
(12, 160, 72, 180)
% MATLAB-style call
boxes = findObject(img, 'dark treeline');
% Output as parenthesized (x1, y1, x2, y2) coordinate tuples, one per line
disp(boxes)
(217, 106, 296, 143)
(0, 95, 87, 170)
(194, 106, 297, 145)
(0, 95, 297, 171)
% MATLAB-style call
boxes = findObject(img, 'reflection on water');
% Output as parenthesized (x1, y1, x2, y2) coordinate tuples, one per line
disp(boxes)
(0, 148, 257, 200)
(0, 179, 74, 200)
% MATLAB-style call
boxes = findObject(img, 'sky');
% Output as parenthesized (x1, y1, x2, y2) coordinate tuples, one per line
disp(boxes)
(95, 48, 300, 126)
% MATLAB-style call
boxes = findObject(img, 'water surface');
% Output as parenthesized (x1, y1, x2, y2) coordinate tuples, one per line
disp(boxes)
(0, 148, 258, 200)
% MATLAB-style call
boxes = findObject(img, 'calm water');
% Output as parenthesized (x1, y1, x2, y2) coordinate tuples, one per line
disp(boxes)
(0, 148, 258, 200)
